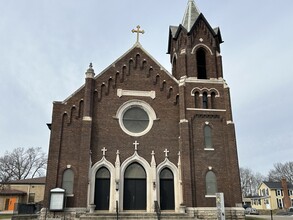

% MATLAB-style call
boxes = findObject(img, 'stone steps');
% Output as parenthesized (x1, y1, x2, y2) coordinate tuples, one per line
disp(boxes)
(80, 212, 195, 220)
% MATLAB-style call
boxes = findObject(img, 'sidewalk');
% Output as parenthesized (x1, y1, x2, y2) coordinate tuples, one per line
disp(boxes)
(248, 214, 293, 220)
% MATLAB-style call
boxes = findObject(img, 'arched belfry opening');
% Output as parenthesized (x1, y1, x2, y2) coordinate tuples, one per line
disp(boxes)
(123, 162, 147, 210)
(94, 167, 111, 210)
(202, 92, 208, 109)
(196, 48, 207, 79)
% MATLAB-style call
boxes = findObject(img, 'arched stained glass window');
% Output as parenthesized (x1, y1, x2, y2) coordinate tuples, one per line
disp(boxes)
(125, 163, 146, 179)
(62, 169, 74, 195)
(96, 167, 110, 179)
(160, 168, 174, 179)
(206, 171, 217, 195)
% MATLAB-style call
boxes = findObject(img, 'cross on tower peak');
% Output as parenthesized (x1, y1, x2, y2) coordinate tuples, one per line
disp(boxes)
(132, 25, 145, 43)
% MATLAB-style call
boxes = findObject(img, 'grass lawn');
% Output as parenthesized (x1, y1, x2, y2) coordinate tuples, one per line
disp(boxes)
(0, 214, 12, 219)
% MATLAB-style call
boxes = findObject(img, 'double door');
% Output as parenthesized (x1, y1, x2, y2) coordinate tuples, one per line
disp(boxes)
(124, 178, 146, 210)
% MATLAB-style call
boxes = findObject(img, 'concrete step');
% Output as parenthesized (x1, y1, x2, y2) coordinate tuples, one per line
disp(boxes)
(80, 212, 195, 220)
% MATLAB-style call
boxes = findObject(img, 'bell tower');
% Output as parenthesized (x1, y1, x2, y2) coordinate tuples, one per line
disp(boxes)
(168, 0, 242, 209)
(168, 0, 223, 80)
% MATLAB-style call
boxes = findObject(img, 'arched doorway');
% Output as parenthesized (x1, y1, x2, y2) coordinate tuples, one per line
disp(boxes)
(160, 168, 175, 210)
(94, 167, 110, 210)
(123, 162, 146, 210)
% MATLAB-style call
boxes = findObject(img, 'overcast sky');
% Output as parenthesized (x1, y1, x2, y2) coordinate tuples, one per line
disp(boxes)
(0, 0, 292, 176)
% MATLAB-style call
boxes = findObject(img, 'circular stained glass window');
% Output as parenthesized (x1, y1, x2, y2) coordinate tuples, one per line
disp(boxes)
(122, 106, 149, 133)
(116, 100, 156, 137)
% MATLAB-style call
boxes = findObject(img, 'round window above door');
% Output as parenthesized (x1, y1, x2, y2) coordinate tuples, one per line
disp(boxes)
(116, 100, 157, 137)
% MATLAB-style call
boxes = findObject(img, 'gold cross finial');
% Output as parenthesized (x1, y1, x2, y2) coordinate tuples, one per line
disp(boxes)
(132, 25, 145, 43)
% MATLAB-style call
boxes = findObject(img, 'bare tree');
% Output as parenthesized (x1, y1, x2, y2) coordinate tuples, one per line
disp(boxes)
(268, 162, 293, 183)
(0, 147, 47, 182)
(240, 167, 266, 197)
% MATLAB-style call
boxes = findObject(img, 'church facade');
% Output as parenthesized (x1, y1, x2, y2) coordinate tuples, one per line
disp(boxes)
(43, 1, 243, 219)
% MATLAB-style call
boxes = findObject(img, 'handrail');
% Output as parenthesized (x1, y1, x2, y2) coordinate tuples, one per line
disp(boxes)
(116, 200, 119, 220)
(154, 201, 161, 220)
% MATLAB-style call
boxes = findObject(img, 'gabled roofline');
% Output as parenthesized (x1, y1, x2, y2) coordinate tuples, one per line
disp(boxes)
(2, 177, 46, 185)
(0, 189, 27, 195)
(260, 181, 293, 190)
(63, 43, 178, 104)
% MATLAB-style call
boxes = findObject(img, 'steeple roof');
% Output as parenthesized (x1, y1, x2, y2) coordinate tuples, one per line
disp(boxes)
(167, 0, 223, 54)
(181, 0, 201, 32)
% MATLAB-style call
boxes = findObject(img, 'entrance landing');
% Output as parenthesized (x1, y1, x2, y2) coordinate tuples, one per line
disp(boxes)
(80, 212, 195, 220)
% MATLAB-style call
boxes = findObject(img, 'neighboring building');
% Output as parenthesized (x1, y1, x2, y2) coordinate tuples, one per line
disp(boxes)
(43, 0, 243, 219)
(251, 179, 293, 210)
(0, 177, 45, 212)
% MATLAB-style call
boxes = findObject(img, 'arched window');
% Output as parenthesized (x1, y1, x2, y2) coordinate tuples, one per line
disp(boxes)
(204, 125, 213, 148)
(160, 168, 175, 210)
(206, 171, 217, 195)
(194, 91, 200, 108)
(62, 169, 74, 195)
(196, 48, 207, 79)
(203, 92, 208, 109)
(211, 92, 216, 109)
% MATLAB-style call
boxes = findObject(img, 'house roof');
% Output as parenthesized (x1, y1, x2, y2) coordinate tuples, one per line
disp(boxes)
(3, 177, 46, 185)
(0, 189, 27, 196)
(263, 181, 293, 189)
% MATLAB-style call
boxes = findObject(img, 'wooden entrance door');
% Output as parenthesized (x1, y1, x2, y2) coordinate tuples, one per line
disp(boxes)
(7, 197, 17, 211)
(94, 167, 110, 210)
(160, 168, 175, 210)
(123, 163, 146, 210)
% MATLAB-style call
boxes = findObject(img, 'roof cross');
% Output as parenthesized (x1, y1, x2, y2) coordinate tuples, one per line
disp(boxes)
(101, 147, 107, 156)
(132, 25, 145, 43)
(164, 149, 169, 158)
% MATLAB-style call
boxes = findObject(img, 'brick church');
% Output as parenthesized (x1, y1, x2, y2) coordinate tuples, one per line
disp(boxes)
(43, 0, 243, 219)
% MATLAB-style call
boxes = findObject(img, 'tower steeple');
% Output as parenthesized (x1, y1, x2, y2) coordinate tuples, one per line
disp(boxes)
(181, 0, 200, 32)
(168, 0, 224, 80)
